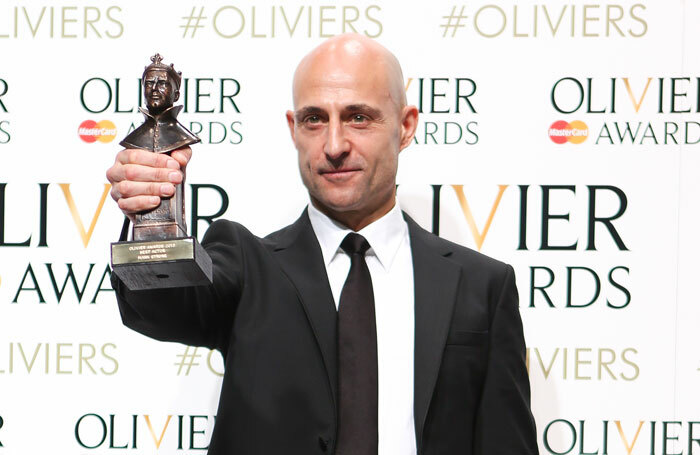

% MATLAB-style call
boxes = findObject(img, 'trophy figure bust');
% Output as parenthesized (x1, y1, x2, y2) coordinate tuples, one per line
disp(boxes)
(110, 54, 212, 290)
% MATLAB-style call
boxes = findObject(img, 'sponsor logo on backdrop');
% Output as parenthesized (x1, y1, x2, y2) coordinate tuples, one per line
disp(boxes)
(526, 346, 639, 381)
(541, 419, 700, 454)
(79, 77, 243, 146)
(0, 6, 123, 39)
(177, 5, 382, 39)
(0, 415, 3, 447)
(548, 120, 588, 144)
(0, 182, 228, 304)
(0, 342, 118, 375)
(438, 3, 647, 39)
(0, 77, 9, 143)
(75, 413, 215, 450)
(550, 76, 700, 145)
(78, 120, 117, 143)
(405, 77, 479, 146)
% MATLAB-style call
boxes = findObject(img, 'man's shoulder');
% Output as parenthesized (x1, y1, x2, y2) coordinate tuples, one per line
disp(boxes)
(201, 219, 259, 246)
(405, 213, 511, 277)
(263, 222, 296, 243)
(201, 211, 307, 249)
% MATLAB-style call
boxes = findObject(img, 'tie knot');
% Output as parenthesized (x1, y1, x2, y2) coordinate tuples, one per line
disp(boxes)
(340, 233, 371, 256)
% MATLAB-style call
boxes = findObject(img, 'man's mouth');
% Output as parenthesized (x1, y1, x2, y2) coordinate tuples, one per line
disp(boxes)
(320, 168, 360, 181)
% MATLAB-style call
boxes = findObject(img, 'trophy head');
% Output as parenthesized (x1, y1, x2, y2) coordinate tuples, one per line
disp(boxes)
(142, 53, 181, 115)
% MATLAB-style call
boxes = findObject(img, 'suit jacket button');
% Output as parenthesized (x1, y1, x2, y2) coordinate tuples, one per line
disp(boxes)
(318, 436, 328, 452)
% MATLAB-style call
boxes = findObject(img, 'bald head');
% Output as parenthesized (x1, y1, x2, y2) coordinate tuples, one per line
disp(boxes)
(292, 34, 407, 110)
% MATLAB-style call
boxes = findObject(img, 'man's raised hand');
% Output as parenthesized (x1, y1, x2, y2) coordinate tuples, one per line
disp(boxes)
(106, 147, 192, 220)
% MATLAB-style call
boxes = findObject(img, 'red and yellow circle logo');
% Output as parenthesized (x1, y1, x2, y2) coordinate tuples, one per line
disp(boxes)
(548, 120, 588, 144)
(78, 120, 117, 143)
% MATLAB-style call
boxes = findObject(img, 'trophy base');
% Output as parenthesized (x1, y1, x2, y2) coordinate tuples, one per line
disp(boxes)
(111, 237, 213, 291)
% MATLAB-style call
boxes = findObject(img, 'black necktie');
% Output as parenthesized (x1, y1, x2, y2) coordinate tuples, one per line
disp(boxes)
(335, 233, 378, 455)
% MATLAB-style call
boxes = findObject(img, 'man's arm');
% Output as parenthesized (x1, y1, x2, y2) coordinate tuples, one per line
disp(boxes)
(473, 264, 539, 454)
(107, 147, 241, 352)
(111, 219, 244, 352)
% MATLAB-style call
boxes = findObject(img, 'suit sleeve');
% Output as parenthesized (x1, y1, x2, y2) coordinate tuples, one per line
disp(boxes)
(473, 264, 539, 455)
(111, 220, 244, 353)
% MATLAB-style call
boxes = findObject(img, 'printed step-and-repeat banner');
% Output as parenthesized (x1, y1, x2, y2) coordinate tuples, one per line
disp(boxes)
(0, 0, 698, 453)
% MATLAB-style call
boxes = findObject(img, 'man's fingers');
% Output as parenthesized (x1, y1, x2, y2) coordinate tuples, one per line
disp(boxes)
(109, 148, 185, 218)
(114, 163, 183, 184)
(116, 148, 151, 165)
(117, 195, 162, 214)
(171, 147, 192, 169)
(115, 148, 131, 165)
(116, 148, 181, 170)
(108, 149, 186, 221)
(115, 181, 175, 199)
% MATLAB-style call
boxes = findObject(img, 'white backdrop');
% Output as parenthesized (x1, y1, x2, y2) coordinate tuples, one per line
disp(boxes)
(0, 0, 698, 453)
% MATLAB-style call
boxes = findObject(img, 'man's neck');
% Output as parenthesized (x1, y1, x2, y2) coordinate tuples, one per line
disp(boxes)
(310, 196, 396, 232)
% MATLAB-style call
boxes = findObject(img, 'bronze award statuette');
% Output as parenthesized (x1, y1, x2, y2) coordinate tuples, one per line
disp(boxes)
(110, 54, 213, 290)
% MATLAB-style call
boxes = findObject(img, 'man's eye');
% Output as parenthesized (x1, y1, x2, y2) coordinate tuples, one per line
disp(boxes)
(351, 114, 368, 123)
(305, 115, 321, 123)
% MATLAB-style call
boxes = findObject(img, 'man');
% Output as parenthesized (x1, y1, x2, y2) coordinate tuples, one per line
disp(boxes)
(107, 34, 538, 454)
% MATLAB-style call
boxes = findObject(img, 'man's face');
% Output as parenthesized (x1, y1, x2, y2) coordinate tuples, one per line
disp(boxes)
(144, 69, 178, 113)
(287, 54, 410, 222)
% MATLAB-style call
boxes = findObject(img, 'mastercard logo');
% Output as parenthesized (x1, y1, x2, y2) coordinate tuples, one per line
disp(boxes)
(78, 120, 117, 143)
(548, 120, 588, 144)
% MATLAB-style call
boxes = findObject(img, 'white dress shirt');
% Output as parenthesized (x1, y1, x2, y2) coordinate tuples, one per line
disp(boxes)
(307, 202, 417, 455)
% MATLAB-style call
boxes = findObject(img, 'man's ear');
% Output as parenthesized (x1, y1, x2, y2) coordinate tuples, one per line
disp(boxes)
(174, 90, 180, 103)
(286, 110, 296, 142)
(399, 105, 419, 151)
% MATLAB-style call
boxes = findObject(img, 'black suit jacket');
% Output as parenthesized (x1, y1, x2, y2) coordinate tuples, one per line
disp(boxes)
(112, 210, 538, 454)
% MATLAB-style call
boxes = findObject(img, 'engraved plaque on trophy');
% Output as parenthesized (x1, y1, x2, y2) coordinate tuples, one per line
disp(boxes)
(110, 54, 213, 291)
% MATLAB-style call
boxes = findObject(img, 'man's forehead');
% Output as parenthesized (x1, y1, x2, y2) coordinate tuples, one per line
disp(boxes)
(294, 64, 392, 104)
(294, 78, 394, 113)
(297, 52, 387, 86)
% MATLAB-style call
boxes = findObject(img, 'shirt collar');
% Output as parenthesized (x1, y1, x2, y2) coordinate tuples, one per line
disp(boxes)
(307, 201, 408, 271)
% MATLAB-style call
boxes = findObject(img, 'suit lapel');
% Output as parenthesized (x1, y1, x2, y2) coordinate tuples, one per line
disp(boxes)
(268, 211, 460, 448)
(405, 215, 461, 451)
(269, 210, 338, 412)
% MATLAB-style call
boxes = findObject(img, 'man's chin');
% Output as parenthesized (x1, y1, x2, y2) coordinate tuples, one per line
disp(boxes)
(311, 195, 363, 215)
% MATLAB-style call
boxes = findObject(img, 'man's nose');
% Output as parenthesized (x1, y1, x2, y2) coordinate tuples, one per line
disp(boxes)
(324, 119, 350, 161)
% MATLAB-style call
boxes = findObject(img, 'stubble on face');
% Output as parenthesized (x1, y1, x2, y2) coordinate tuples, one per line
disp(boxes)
(288, 34, 413, 230)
